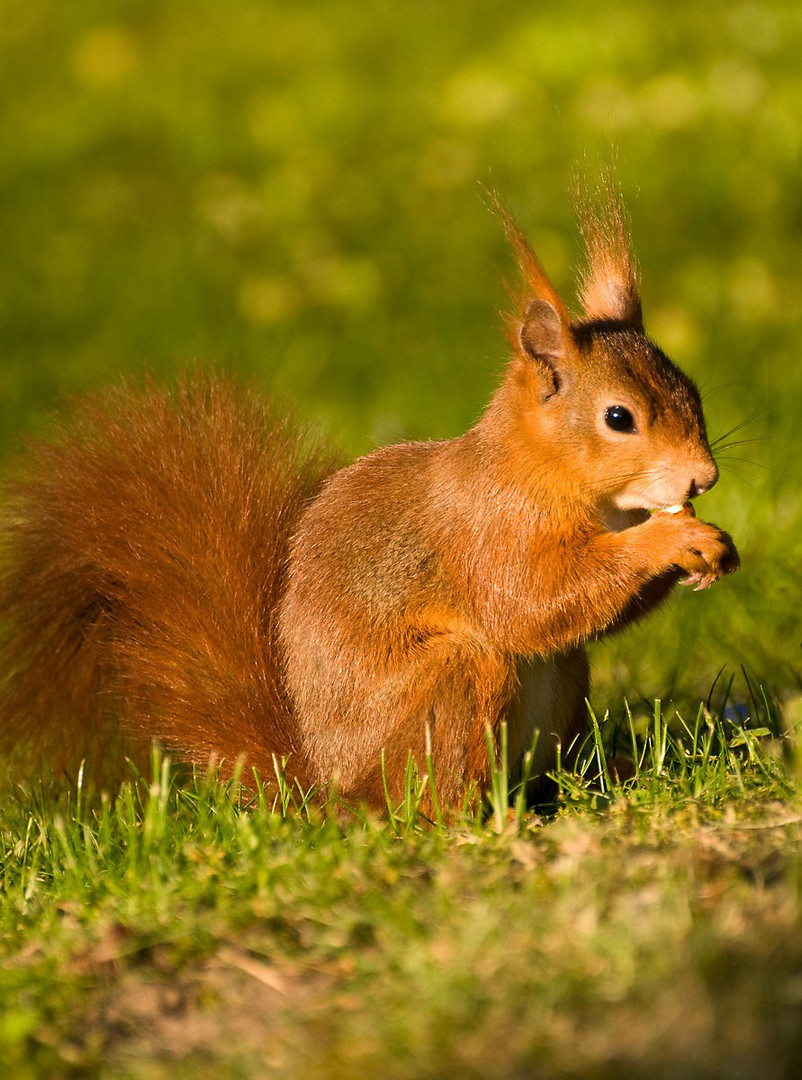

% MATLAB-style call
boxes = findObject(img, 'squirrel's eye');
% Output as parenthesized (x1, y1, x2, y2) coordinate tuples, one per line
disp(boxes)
(604, 405, 636, 433)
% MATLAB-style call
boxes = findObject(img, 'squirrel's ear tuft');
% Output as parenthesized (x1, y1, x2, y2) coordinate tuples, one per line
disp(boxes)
(483, 186, 572, 393)
(575, 174, 643, 329)
(484, 186, 572, 322)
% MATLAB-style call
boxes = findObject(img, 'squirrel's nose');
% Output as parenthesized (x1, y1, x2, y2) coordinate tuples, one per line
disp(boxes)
(689, 461, 719, 498)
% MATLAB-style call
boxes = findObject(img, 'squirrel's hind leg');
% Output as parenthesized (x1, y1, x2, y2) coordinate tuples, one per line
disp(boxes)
(505, 648, 590, 804)
(344, 648, 516, 810)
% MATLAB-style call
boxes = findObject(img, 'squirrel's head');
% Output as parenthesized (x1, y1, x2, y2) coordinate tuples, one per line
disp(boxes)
(490, 184, 717, 519)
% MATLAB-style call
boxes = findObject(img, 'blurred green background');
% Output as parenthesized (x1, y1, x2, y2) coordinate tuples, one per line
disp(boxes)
(1, 0, 799, 715)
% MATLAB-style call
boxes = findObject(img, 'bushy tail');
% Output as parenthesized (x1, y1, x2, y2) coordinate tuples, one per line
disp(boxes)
(0, 376, 337, 788)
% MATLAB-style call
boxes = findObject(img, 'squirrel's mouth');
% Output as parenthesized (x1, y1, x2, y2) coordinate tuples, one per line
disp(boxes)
(600, 500, 694, 532)
(650, 501, 693, 516)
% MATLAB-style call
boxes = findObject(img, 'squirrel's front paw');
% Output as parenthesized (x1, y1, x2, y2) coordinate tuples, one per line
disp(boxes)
(669, 517, 740, 591)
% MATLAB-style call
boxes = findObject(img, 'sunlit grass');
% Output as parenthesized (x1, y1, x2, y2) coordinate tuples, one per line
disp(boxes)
(0, 707, 797, 1078)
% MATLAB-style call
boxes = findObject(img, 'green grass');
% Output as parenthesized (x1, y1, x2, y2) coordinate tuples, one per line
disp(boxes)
(1, 1, 801, 1075)
(1, 712, 799, 1080)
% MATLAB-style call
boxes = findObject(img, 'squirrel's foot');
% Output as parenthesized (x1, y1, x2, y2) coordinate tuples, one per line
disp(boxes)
(677, 521, 740, 589)
(648, 508, 740, 590)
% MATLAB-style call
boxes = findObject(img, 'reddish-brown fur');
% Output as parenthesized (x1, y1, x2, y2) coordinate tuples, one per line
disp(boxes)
(0, 380, 336, 787)
(0, 187, 739, 805)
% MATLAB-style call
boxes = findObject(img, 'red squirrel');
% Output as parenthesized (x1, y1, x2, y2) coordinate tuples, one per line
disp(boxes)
(0, 184, 739, 806)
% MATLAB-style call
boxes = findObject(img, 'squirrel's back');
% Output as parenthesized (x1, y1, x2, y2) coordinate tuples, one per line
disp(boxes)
(0, 377, 335, 785)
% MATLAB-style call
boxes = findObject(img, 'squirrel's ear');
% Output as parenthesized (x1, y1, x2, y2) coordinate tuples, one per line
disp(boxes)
(483, 187, 572, 394)
(516, 298, 568, 395)
(575, 175, 643, 329)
